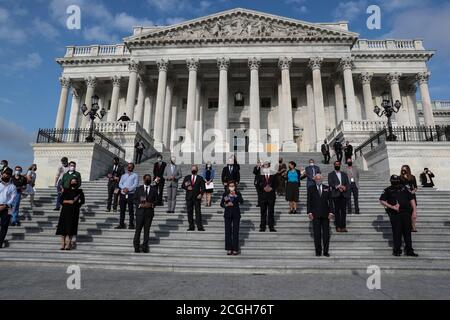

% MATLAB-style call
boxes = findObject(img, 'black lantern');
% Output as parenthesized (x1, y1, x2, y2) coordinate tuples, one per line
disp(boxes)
(235, 91, 244, 102)
(82, 94, 106, 143)
(374, 91, 402, 141)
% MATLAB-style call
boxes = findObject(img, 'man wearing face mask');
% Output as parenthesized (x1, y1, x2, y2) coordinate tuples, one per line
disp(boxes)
(328, 161, 350, 233)
(116, 163, 139, 229)
(379, 175, 418, 257)
(163, 156, 182, 213)
(257, 161, 278, 232)
(106, 157, 125, 212)
(321, 140, 331, 164)
(0, 160, 12, 176)
(54, 157, 69, 211)
(302, 159, 321, 189)
(153, 154, 167, 206)
(182, 165, 206, 231)
(134, 139, 146, 164)
(221, 157, 240, 190)
(0, 170, 16, 248)
(253, 161, 262, 207)
(133, 174, 158, 253)
(10, 166, 27, 227)
(344, 158, 360, 215)
(61, 161, 82, 190)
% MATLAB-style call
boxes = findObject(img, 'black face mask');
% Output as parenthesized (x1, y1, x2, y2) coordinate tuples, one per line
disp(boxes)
(144, 180, 152, 186)
(191, 170, 198, 175)
(70, 184, 77, 188)
(391, 181, 401, 188)
(347, 162, 353, 167)
(335, 166, 341, 171)
(401, 170, 407, 175)
(1, 176, 9, 183)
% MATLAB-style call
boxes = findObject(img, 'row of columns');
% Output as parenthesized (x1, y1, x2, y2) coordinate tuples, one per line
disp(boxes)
(55, 59, 437, 151)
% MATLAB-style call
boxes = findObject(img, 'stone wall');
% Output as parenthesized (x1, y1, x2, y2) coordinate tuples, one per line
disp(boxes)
(32, 143, 123, 188)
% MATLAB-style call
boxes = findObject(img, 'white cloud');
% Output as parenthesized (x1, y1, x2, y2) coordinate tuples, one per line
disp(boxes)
(11, 53, 43, 70)
(147, 0, 213, 15)
(0, 7, 27, 44)
(164, 17, 187, 25)
(333, 1, 367, 21)
(0, 117, 34, 167)
(379, 0, 429, 12)
(32, 18, 60, 40)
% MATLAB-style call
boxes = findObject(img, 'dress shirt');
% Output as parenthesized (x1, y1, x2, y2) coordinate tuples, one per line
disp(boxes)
(119, 172, 139, 194)
(0, 182, 17, 208)
(335, 171, 342, 185)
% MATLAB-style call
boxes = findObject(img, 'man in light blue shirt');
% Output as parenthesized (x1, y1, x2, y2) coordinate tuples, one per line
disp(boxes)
(116, 163, 139, 230)
(0, 170, 17, 248)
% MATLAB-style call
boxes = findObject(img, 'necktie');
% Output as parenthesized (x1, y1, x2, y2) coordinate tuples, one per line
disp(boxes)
(266, 175, 269, 184)
(145, 186, 149, 196)
(191, 176, 195, 186)
(229, 165, 233, 173)
(312, 167, 315, 176)
(318, 185, 322, 196)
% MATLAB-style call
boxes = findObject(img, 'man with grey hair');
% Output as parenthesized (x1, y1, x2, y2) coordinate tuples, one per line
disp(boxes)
(163, 156, 182, 213)
(182, 165, 206, 231)
(257, 161, 278, 232)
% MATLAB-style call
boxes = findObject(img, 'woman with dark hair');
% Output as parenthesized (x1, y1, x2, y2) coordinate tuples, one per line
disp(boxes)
(201, 161, 215, 207)
(220, 181, 244, 256)
(400, 165, 418, 232)
(285, 161, 302, 214)
(56, 177, 85, 250)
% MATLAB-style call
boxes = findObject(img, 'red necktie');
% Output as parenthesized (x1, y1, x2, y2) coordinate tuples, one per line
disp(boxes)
(191, 176, 195, 186)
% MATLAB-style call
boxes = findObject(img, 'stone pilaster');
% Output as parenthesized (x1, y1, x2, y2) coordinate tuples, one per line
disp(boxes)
(125, 59, 141, 121)
(359, 72, 376, 121)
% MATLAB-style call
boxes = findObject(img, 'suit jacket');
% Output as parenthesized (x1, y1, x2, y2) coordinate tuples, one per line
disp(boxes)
(220, 191, 244, 218)
(328, 171, 351, 199)
(343, 166, 360, 189)
(334, 141, 343, 153)
(257, 174, 278, 201)
(182, 175, 206, 201)
(307, 184, 333, 218)
(303, 165, 321, 188)
(163, 164, 182, 187)
(344, 145, 354, 157)
(221, 165, 240, 184)
(133, 185, 158, 215)
(253, 166, 261, 186)
(420, 172, 435, 187)
(153, 161, 167, 180)
(107, 164, 125, 186)
(321, 143, 330, 155)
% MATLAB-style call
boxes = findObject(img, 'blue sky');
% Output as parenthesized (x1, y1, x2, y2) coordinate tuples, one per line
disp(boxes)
(1, 0, 450, 167)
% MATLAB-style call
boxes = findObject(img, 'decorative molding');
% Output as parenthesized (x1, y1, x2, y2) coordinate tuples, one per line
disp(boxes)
(248, 57, 261, 71)
(339, 57, 354, 71)
(416, 71, 431, 85)
(84, 76, 97, 88)
(308, 57, 323, 70)
(128, 59, 141, 73)
(217, 57, 230, 71)
(56, 57, 130, 66)
(278, 57, 292, 70)
(186, 58, 200, 72)
(386, 72, 402, 85)
(359, 72, 373, 85)
(111, 75, 122, 88)
(59, 77, 71, 88)
(157, 58, 170, 72)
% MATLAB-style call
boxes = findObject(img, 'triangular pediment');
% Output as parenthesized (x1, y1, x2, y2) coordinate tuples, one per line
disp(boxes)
(125, 8, 358, 46)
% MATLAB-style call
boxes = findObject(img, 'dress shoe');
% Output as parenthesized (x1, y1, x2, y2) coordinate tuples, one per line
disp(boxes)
(323, 253, 330, 257)
(53, 207, 60, 211)
(393, 252, 402, 257)
(114, 224, 126, 230)
(134, 247, 140, 253)
(259, 228, 266, 232)
(16, 221, 21, 227)
(406, 252, 419, 257)
(315, 253, 322, 257)
(197, 227, 205, 231)
(187, 227, 195, 231)
(141, 246, 149, 253)
(269, 228, 277, 232)
(343, 228, 348, 233)
(106, 209, 111, 212)
(227, 251, 232, 256)
(128, 224, 135, 230)
(336, 227, 341, 232)
(232, 251, 239, 256)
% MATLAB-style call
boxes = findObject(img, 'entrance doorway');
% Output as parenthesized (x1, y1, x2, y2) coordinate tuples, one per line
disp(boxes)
(232, 129, 249, 152)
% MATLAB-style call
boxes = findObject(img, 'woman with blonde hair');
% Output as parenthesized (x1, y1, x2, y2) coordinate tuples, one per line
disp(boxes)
(400, 165, 418, 232)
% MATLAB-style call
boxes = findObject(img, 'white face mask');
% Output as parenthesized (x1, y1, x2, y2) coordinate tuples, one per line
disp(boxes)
(171, 157, 176, 163)
(15, 171, 21, 176)
(229, 187, 236, 192)
(263, 168, 270, 175)
(309, 163, 314, 166)
(69, 166, 75, 172)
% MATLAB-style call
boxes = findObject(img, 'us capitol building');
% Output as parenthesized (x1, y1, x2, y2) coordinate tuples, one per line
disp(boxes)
(34, 8, 450, 188)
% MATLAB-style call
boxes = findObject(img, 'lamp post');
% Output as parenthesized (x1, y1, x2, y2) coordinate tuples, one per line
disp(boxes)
(81, 95, 106, 142)
(373, 91, 402, 141)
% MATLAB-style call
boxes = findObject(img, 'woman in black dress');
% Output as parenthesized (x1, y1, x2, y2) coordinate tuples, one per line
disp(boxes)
(285, 161, 302, 214)
(56, 178, 85, 250)
(220, 181, 244, 256)
(400, 165, 418, 232)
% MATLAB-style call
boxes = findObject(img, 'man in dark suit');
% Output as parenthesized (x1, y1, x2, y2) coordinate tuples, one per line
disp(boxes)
(253, 161, 262, 207)
(321, 140, 331, 164)
(302, 159, 321, 189)
(258, 161, 278, 232)
(153, 154, 167, 206)
(333, 140, 343, 163)
(182, 165, 205, 231)
(106, 157, 125, 212)
(221, 158, 240, 189)
(344, 141, 354, 163)
(307, 174, 334, 257)
(0, 160, 12, 176)
(133, 174, 158, 253)
(328, 161, 351, 233)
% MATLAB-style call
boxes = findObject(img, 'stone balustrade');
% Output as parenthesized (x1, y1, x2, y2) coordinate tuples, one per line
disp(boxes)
(65, 44, 130, 57)
(417, 100, 450, 111)
(353, 39, 424, 51)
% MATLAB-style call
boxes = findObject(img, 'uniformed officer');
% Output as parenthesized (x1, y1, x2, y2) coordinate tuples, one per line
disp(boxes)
(379, 175, 419, 257)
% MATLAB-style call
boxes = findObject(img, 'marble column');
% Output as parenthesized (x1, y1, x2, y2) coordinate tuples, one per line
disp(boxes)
(68, 87, 80, 129)
(183, 58, 199, 152)
(170, 104, 177, 151)
(143, 93, 154, 135)
(154, 58, 169, 152)
(332, 75, 345, 125)
(308, 57, 326, 151)
(416, 72, 435, 126)
(359, 72, 376, 121)
(125, 60, 140, 120)
(278, 57, 297, 151)
(339, 57, 359, 121)
(305, 79, 317, 152)
(55, 77, 71, 129)
(387, 72, 409, 126)
(135, 75, 147, 126)
(81, 76, 97, 128)
(277, 77, 284, 145)
(163, 81, 173, 148)
(405, 83, 420, 126)
(216, 57, 230, 152)
(108, 75, 121, 122)
(248, 57, 262, 152)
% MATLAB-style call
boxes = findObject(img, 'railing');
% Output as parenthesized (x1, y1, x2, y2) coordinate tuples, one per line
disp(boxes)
(417, 100, 450, 111)
(355, 126, 450, 159)
(326, 120, 387, 143)
(95, 121, 153, 144)
(353, 39, 424, 51)
(36, 128, 126, 159)
(65, 44, 131, 57)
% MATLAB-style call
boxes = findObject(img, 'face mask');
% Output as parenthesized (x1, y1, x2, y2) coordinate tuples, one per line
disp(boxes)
(335, 166, 341, 171)
(62, 163, 68, 167)
(158, 158, 162, 162)
(144, 179, 152, 185)
(229, 187, 236, 192)
(391, 181, 401, 188)
(191, 170, 198, 175)
(309, 163, 314, 166)
(1, 176, 9, 183)
(70, 183, 77, 188)
(171, 157, 176, 164)
(207, 165, 212, 169)
(69, 166, 75, 172)
(315, 181, 322, 186)
(0, 164, 4, 170)
(263, 168, 270, 175)
(279, 160, 282, 164)
(15, 171, 22, 176)
(228, 160, 234, 165)
(347, 162, 353, 167)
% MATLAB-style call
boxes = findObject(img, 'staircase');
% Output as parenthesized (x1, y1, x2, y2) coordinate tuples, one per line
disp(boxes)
(1, 152, 450, 274)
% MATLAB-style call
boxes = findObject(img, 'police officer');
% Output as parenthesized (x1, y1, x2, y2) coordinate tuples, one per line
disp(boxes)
(379, 175, 419, 257)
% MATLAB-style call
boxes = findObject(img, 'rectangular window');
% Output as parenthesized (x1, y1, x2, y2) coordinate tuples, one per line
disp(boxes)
(208, 98, 218, 109)
(261, 97, 271, 109)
